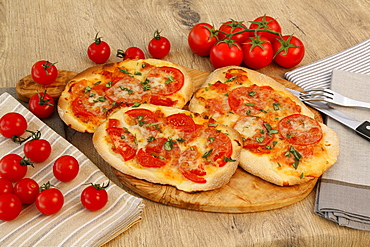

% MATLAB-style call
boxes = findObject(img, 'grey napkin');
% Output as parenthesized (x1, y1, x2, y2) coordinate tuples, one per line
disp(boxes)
(313, 70, 370, 230)
(284, 38, 370, 89)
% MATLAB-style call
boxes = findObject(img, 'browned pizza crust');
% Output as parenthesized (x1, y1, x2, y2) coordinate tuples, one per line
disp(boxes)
(58, 59, 194, 133)
(189, 66, 340, 186)
(93, 104, 243, 192)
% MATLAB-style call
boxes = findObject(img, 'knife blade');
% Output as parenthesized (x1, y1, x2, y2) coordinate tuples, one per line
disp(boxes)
(288, 88, 370, 141)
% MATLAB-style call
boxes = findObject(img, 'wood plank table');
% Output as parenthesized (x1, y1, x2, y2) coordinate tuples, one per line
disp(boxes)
(1, 0, 370, 246)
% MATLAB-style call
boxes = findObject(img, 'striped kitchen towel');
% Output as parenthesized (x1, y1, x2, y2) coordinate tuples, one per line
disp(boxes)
(284, 38, 370, 89)
(0, 92, 145, 246)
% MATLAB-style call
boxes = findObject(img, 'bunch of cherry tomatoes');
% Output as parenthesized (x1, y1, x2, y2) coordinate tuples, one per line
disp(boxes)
(0, 112, 109, 221)
(188, 15, 305, 69)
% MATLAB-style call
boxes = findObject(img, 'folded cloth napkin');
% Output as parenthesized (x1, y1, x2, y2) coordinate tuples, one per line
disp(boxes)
(313, 70, 370, 231)
(285, 38, 370, 89)
(0, 92, 145, 246)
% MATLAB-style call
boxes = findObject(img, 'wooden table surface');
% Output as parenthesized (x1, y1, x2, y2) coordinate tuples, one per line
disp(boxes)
(1, 0, 370, 246)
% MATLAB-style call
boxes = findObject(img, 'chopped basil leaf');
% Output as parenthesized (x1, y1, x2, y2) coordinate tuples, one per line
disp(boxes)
(202, 149, 213, 159)
(248, 91, 257, 97)
(273, 102, 280, 111)
(224, 156, 236, 162)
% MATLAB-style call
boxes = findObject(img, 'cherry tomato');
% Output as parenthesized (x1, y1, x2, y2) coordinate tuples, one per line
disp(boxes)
(53, 155, 79, 182)
(87, 32, 111, 64)
(217, 19, 248, 44)
(0, 154, 33, 183)
(81, 182, 109, 211)
(31, 60, 58, 85)
(0, 193, 22, 221)
(242, 36, 273, 69)
(248, 15, 282, 43)
(35, 182, 64, 215)
(117, 47, 145, 60)
(24, 134, 52, 163)
(209, 40, 243, 69)
(188, 23, 218, 56)
(0, 178, 13, 195)
(0, 112, 28, 139)
(28, 91, 55, 119)
(273, 35, 305, 68)
(14, 178, 39, 204)
(148, 30, 171, 59)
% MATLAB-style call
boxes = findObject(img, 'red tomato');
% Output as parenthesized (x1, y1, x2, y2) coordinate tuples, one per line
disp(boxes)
(242, 36, 273, 69)
(209, 40, 243, 69)
(146, 66, 184, 96)
(273, 35, 305, 68)
(0, 193, 22, 221)
(0, 154, 33, 183)
(28, 91, 55, 119)
(0, 112, 28, 139)
(24, 138, 52, 163)
(31, 60, 58, 85)
(0, 178, 13, 195)
(248, 15, 282, 43)
(35, 182, 64, 215)
(117, 47, 145, 60)
(14, 178, 39, 204)
(53, 155, 80, 182)
(279, 114, 322, 145)
(81, 182, 109, 211)
(87, 32, 111, 64)
(188, 23, 218, 56)
(148, 30, 171, 59)
(107, 126, 138, 161)
(217, 19, 248, 44)
(166, 113, 196, 133)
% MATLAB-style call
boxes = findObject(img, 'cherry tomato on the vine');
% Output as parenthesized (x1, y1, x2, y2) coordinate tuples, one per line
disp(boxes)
(273, 35, 305, 68)
(81, 182, 109, 211)
(218, 19, 248, 44)
(53, 155, 79, 182)
(117, 47, 145, 60)
(14, 178, 40, 204)
(188, 23, 218, 57)
(35, 182, 64, 215)
(87, 32, 111, 64)
(0, 112, 28, 139)
(0, 154, 33, 183)
(23, 131, 52, 163)
(148, 30, 171, 59)
(209, 40, 243, 69)
(28, 91, 55, 119)
(0, 178, 13, 195)
(0, 193, 22, 221)
(248, 15, 282, 43)
(242, 36, 273, 69)
(31, 60, 58, 85)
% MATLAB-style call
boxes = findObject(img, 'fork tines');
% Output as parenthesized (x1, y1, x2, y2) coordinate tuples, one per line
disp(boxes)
(299, 88, 334, 101)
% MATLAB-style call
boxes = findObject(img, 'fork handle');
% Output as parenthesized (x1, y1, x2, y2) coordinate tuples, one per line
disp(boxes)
(348, 99, 370, 109)
(355, 121, 370, 141)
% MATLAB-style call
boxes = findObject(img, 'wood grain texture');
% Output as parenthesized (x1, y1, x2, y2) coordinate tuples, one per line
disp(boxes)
(1, 0, 370, 246)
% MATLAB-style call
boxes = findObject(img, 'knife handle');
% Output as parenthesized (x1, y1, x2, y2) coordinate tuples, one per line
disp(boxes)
(355, 121, 370, 141)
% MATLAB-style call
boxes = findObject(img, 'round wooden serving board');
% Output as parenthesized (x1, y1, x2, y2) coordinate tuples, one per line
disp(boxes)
(113, 67, 322, 213)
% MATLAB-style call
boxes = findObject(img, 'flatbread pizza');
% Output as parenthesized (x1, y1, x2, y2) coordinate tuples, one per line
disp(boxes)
(93, 104, 243, 192)
(58, 59, 194, 133)
(189, 66, 339, 186)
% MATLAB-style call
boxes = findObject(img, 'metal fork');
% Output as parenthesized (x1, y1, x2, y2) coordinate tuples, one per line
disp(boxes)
(299, 87, 370, 109)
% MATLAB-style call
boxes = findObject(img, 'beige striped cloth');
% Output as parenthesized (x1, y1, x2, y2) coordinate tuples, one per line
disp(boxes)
(0, 92, 145, 246)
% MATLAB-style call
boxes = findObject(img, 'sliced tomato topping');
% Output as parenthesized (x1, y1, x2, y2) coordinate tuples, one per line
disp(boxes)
(278, 114, 323, 146)
(205, 97, 230, 115)
(125, 108, 159, 126)
(166, 113, 196, 133)
(234, 117, 274, 148)
(137, 137, 180, 168)
(145, 66, 184, 96)
(204, 128, 233, 167)
(136, 149, 166, 168)
(228, 85, 275, 116)
(107, 127, 137, 161)
(225, 68, 249, 82)
(179, 164, 207, 184)
(108, 118, 120, 128)
(149, 95, 178, 106)
(209, 81, 230, 93)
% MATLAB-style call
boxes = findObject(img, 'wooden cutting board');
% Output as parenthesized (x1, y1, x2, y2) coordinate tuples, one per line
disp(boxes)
(113, 67, 322, 213)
